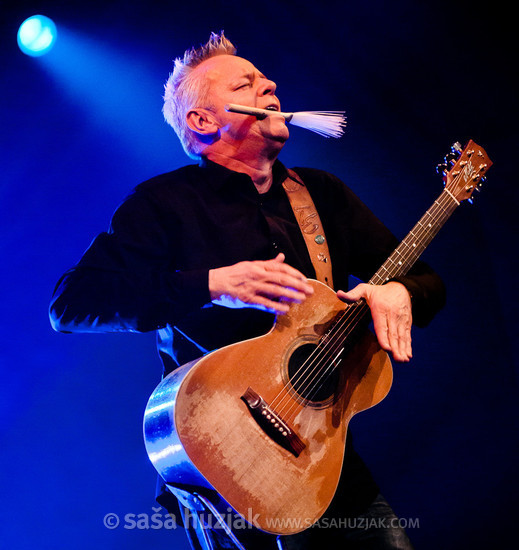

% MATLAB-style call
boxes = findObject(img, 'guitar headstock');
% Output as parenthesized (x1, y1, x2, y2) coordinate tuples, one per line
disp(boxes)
(436, 140, 492, 204)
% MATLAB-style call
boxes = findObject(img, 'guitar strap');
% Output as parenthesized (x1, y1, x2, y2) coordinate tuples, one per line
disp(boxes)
(283, 169, 334, 289)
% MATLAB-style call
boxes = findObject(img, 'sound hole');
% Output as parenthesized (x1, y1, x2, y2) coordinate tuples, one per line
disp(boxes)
(287, 343, 341, 407)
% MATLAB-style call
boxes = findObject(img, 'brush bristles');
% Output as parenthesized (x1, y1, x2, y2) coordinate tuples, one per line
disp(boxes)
(224, 104, 347, 138)
(289, 111, 347, 138)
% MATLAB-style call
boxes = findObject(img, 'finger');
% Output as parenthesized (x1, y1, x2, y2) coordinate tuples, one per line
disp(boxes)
(336, 289, 350, 302)
(260, 267, 314, 296)
(406, 335, 413, 359)
(278, 274, 314, 296)
(397, 315, 413, 360)
(257, 282, 309, 303)
(264, 257, 310, 283)
(371, 311, 391, 353)
(253, 295, 290, 315)
(337, 285, 368, 303)
(386, 319, 405, 362)
(272, 253, 286, 263)
(386, 315, 412, 362)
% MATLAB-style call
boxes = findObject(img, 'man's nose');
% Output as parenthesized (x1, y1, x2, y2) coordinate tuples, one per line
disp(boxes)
(258, 79, 277, 96)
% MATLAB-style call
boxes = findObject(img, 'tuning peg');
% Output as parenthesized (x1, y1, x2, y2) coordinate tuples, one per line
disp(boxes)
(443, 142, 463, 165)
(451, 142, 463, 155)
(466, 178, 486, 205)
(444, 151, 459, 165)
(475, 177, 486, 191)
(436, 163, 448, 176)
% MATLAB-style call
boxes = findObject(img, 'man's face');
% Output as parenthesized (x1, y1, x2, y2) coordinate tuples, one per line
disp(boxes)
(192, 55, 289, 147)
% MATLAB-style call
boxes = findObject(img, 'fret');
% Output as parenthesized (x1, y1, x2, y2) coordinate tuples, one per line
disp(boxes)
(369, 190, 460, 285)
(433, 199, 449, 214)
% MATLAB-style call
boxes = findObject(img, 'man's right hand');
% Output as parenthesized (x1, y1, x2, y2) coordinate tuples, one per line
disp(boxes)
(208, 253, 314, 315)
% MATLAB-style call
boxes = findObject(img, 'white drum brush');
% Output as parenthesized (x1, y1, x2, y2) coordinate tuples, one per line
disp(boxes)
(225, 104, 347, 138)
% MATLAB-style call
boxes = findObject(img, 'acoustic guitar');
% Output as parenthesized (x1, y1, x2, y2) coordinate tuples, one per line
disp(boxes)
(143, 140, 491, 535)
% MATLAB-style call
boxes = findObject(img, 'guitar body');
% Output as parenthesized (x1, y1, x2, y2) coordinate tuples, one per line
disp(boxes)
(144, 280, 393, 535)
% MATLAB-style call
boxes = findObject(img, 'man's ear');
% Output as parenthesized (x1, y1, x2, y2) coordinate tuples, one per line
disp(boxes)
(186, 109, 219, 136)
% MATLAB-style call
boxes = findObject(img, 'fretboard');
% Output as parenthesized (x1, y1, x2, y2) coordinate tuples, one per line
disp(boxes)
(369, 189, 459, 285)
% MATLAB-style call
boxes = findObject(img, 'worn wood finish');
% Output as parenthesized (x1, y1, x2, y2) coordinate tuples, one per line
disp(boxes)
(169, 280, 392, 534)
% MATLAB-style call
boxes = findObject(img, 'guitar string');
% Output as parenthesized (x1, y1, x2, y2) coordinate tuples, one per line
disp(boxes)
(299, 194, 456, 411)
(280, 187, 454, 412)
(275, 188, 457, 423)
(269, 186, 460, 424)
(278, 188, 459, 422)
(280, 188, 459, 421)
(269, 188, 456, 418)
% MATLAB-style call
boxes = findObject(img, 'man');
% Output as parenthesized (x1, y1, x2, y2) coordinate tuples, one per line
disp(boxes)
(50, 32, 445, 549)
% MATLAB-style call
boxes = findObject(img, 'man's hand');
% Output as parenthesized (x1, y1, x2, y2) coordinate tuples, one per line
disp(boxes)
(337, 282, 413, 362)
(209, 253, 314, 315)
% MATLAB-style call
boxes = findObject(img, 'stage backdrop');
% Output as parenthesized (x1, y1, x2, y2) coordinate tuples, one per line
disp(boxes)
(1, 1, 517, 548)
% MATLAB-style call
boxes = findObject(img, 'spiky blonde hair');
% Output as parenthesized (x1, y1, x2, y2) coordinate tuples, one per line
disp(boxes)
(163, 32, 237, 159)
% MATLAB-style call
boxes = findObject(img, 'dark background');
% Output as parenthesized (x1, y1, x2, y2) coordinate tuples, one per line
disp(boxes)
(1, 1, 517, 548)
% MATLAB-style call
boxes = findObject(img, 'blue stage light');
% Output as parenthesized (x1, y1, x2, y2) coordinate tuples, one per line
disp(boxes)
(18, 15, 57, 57)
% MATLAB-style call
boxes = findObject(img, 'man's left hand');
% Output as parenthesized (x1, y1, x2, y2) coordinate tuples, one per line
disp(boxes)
(337, 282, 412, 362)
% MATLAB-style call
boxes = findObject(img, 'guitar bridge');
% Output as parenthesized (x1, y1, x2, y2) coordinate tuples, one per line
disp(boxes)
(240, 387, 305, 457)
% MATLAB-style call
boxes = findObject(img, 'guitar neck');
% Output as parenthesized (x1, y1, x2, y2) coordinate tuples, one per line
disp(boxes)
(369, 189, 459, 285)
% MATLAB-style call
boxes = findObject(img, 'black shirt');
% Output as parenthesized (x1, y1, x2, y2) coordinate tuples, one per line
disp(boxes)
(50, 158, 445, 516)
(50, 159, 444, 369)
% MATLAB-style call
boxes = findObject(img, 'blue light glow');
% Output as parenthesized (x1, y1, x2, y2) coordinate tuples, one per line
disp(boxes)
(17, 15, 57, 57)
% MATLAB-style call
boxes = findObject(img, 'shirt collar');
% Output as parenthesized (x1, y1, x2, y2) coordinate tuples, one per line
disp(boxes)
(198, 157, 289, 193)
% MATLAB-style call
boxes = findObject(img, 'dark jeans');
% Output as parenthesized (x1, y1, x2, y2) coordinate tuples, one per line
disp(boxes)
(182, 493, 414, 550)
